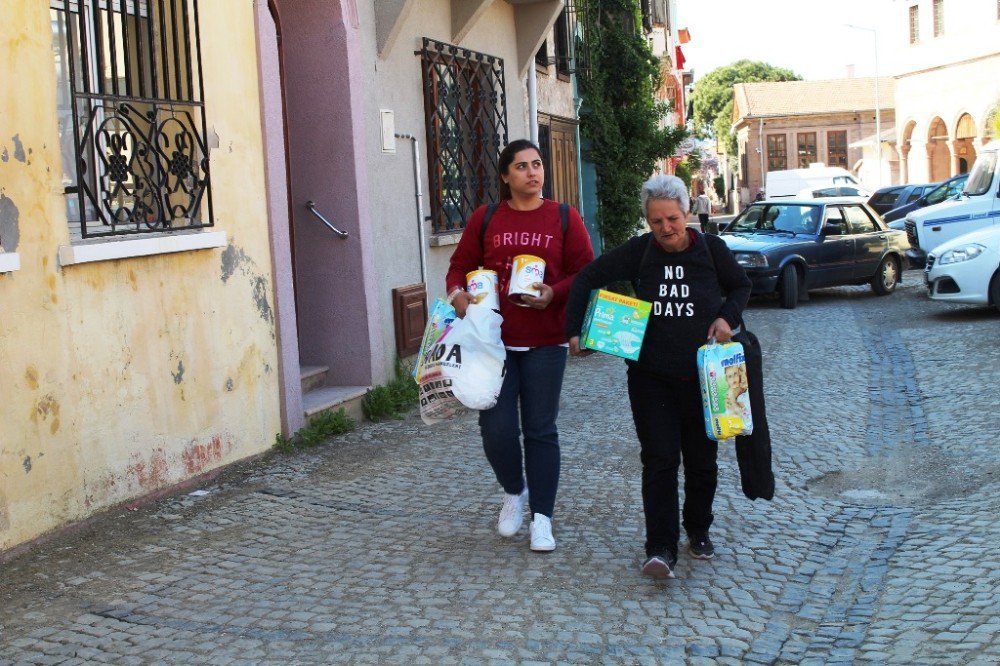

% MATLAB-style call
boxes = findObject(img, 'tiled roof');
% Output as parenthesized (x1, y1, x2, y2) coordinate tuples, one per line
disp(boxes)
(733, 77, 895, 120)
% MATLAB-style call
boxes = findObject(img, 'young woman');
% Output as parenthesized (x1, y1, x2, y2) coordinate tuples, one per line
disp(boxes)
(446, 139, 594, 551)
(565, 174, 752, 579)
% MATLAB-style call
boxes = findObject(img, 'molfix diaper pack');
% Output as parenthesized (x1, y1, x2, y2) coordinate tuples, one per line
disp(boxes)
(697, 340, 753, 441)
(580, 289, 652, 361)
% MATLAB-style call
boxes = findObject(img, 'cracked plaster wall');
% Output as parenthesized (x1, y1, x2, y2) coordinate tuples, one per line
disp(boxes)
(0, 1, 281, 553)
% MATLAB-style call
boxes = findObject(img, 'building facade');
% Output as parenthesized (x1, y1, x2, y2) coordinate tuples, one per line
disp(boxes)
(255, 0, 560, 438)
(889, 0, 1000, 183)
(2, 0, 282, 553)
(2, 0, 562, 555)
(731, 78, 896, 201)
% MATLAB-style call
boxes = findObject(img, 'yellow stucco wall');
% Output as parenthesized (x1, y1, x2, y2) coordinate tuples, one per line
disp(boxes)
(0, 1, 280, 552)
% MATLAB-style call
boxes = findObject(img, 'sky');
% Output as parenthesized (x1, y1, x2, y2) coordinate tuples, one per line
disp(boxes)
(676, 0, 898, 82)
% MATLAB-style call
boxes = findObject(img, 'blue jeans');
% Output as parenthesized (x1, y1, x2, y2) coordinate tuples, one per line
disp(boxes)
(478, 345, 567, 518)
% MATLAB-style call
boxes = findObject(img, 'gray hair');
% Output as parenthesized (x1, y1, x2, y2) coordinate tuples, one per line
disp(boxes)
(640, 174, 690, 217)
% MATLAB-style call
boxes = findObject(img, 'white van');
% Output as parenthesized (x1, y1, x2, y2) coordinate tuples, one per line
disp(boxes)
(765, 165, 866, 198)
(905, 140, 1000, 268)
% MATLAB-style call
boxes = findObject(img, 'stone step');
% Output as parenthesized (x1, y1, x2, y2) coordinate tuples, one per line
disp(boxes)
(302, 385, 369, 424)
(299, 365, 328, 394)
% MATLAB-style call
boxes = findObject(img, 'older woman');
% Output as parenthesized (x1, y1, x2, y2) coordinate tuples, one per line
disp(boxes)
(565, 174, 751, 579)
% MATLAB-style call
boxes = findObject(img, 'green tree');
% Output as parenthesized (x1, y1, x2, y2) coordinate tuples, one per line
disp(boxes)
(578, 0, 688, 249)
(674, 160, 693, 188)
(690, 60, 800, 155)
(713, 175, 725, 199)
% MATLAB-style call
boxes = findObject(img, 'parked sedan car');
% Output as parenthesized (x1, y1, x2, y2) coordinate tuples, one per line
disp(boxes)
(883, 173, 969, 226)
(925, 225, 1000, 311)
(868, 183, 934, 216)
(721, 199, 910, 309)
(797, 185, 871, 202)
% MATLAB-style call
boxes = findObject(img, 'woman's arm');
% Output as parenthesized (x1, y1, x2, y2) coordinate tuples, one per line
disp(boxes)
(708, 235, 752, 328)
(548, 207, 596, 308)
(564, 235, 648, 339)
(445, 206, 489, 316)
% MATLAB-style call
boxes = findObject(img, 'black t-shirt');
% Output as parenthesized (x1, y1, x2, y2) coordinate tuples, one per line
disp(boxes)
(566, 230, 752, 378)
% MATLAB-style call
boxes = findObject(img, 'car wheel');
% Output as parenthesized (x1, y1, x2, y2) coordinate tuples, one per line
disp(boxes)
(871, 256, 900, 295)
(990, 270, 1000, 312)
(780, 266, 798, 309)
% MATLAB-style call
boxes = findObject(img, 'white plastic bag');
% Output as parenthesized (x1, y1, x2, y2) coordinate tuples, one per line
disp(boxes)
(417, 303, 505, 425)
(444, 303, 506, 410)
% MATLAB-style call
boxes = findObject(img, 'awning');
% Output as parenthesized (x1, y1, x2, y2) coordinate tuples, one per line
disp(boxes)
(677, 28, 691, 44)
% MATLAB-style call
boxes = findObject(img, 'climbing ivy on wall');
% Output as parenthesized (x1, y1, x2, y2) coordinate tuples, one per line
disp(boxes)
(577, 0, 688, 250)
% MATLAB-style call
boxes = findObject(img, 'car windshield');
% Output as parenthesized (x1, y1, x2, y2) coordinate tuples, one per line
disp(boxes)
(964, 151, 997, 196)
(728, 204, 821, 234)
(926, 176, 968, 204)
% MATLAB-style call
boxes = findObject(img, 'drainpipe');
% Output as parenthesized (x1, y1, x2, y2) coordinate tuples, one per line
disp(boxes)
(395, 133, 428, 287)
(758, 117, 765, 196)
(528, 63, 539, 143)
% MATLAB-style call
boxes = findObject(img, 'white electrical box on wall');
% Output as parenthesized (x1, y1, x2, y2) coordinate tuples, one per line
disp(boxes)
(380, 110, 396, 153)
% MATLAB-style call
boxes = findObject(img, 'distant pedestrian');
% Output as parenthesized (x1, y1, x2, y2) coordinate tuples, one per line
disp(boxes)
(446, 139, 594, 553)
(694, 191, 712, 233)
(565, 174, 751, 579)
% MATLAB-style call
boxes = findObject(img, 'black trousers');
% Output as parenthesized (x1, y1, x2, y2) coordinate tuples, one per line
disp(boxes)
(698, 213, 710, 233)
(627, 367, 718, 558)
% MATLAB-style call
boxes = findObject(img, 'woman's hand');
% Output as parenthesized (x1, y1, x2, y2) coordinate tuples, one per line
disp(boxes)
(568, 336, 593, 357)
(707, 317, 733, 343)
(520, 282, 554, 310)
(451, 290, 475, 318)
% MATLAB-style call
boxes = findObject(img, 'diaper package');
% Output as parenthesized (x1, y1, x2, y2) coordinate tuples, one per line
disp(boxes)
(697, 340, 753, 441)
(580, 289, 652, 361)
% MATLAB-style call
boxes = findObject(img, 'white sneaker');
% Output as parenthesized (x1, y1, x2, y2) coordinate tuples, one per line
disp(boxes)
(529, 513, 556, 552)
(497, 489, 528, 537)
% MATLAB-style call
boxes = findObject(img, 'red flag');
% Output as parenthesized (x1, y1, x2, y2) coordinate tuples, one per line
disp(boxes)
(675, 45, 686, 70)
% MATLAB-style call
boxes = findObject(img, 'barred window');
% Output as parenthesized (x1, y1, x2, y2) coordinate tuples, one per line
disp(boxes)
(51, 0, 213, 240)
(418, 38, 508, 234)
(909, 4, 920, 44)
(766, 135, 787, 171)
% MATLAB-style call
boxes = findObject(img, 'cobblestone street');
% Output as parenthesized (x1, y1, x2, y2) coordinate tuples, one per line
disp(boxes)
(2, 271, 999, 665)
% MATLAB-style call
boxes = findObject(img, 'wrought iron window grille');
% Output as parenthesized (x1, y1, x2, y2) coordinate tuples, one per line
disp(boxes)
(417, 38, 508, 234)
(52, 0, 213, 240)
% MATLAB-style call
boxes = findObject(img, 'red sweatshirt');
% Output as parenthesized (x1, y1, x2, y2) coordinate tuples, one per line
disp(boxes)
(446, 199, 595, 347)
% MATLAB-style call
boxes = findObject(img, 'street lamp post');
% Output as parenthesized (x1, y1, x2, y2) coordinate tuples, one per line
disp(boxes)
(845, 24, 882, 187)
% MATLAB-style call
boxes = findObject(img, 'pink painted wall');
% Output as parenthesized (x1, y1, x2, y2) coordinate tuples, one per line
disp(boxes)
(265, 0, 386, 388)
(255, 2, 303, 435)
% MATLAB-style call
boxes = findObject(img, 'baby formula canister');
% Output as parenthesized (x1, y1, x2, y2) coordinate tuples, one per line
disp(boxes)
(466, 268, 500, 310)
(508, 254, 546, 306)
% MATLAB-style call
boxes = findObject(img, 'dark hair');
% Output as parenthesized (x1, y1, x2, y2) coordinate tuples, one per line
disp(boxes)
(497, 139, 543, 200)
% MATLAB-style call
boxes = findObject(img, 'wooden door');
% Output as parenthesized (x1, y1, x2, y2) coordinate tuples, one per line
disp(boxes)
(548, 120, 580, 210)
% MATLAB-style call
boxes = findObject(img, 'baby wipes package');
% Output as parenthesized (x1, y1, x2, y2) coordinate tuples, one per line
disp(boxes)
(697, 340, 753, 441)
(580, 289, 652, 361)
